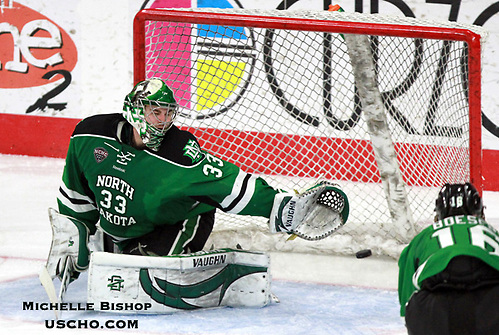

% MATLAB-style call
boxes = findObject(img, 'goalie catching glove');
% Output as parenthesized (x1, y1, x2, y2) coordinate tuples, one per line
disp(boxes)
(269, 182, 349, 240)
(44, 208, 91, 283)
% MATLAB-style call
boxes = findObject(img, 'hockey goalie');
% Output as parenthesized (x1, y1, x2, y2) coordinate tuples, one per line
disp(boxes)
(41, 78, 349, 313)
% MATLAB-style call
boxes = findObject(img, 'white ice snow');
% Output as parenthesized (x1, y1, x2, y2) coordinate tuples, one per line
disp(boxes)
(1, 153, 497, 334)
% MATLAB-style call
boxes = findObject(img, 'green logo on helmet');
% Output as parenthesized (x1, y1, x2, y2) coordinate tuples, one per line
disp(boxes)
(123, 78, 179, 151)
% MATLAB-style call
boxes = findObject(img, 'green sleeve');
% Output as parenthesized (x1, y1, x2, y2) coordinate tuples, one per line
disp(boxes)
(57, 137, 100, 234)
(398, 237, 419, 317)
(188, 151, 279, 218)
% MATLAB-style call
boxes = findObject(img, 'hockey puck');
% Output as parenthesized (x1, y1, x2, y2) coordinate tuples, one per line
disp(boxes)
(355, 249, 372, 259)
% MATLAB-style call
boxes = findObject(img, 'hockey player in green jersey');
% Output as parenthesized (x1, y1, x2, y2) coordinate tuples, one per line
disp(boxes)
(42, 78, 349, 294)
(398, 183, 499, 335)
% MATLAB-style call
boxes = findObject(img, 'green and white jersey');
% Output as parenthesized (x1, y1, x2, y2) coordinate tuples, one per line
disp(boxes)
(57, 113, 279, 246)
(398, 215, 499, 316)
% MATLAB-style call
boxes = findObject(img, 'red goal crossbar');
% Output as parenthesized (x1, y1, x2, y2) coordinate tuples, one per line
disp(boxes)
(133, 8, 483, 193)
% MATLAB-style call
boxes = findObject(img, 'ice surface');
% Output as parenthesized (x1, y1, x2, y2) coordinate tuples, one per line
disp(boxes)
(1, 154, 497, 334)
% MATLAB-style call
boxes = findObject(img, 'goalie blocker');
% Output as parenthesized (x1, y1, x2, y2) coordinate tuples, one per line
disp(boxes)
(87, 249, 272, 313)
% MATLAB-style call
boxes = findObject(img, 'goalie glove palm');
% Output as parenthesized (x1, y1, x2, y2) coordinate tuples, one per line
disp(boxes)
(269, 183, 349, 240)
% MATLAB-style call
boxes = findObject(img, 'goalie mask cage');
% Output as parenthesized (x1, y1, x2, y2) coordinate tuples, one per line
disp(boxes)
(133, 8, 485, 258)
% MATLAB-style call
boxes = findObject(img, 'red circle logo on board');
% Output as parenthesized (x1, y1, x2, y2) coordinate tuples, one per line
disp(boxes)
(0, 2, 78, 88)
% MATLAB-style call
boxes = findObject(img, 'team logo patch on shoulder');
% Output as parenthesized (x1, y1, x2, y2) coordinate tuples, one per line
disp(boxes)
(94, 147, 109, 163)
(183, 139, 203, 163)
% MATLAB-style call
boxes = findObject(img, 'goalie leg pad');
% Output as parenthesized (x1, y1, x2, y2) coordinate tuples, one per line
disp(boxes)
(45, 208, 90, 280)
(87, 249, 272, 313)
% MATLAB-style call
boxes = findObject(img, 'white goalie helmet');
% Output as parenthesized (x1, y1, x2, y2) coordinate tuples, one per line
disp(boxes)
(123, 78, 179, 151)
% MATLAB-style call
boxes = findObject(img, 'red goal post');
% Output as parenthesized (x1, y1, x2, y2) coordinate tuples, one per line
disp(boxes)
(133, 8, 485, 257)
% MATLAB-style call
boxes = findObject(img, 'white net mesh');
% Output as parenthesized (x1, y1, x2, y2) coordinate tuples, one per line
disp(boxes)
(137, 9, 485, 257)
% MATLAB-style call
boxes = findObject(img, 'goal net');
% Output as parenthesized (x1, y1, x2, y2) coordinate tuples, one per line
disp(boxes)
(133, 8, 485, 258)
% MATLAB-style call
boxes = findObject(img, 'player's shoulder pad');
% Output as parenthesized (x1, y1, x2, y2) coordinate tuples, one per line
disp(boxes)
(72, 113, 123, 138)
(154, 126, 206, 166)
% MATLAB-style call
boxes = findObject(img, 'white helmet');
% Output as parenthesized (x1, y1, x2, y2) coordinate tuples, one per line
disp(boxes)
(123, 78, 178, 151)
